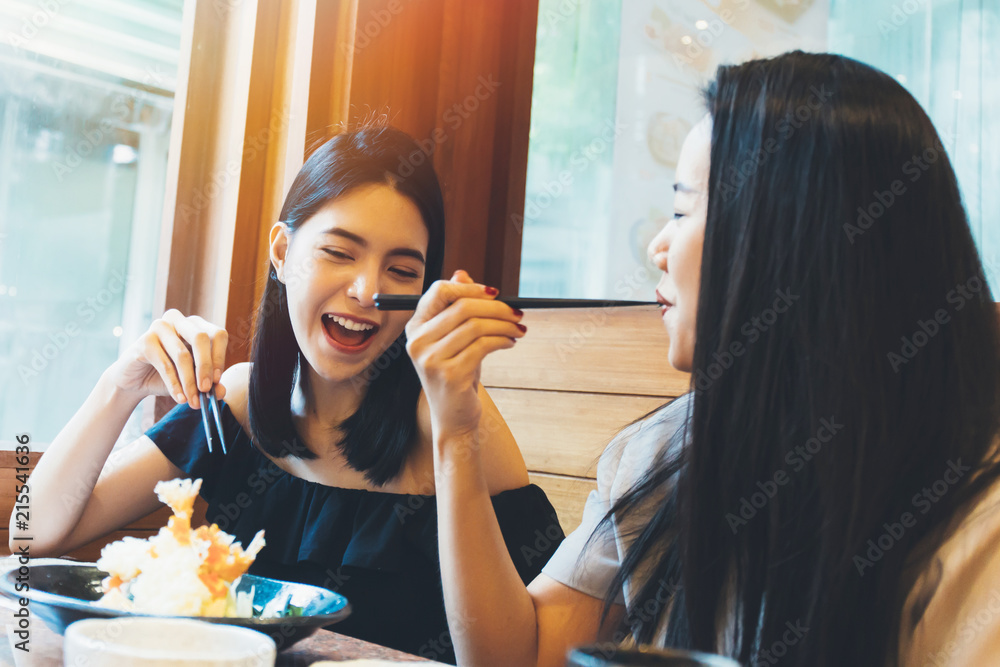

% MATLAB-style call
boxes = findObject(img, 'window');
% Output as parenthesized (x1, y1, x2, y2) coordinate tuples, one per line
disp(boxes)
(520, 0, 999, 298)
(829, 0, 999, 287)
(0, 0, 184, 447)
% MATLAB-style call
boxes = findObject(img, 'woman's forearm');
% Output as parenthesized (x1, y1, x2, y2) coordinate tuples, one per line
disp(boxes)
(434, 431, 541, 666)
(11, 371, 142, 554)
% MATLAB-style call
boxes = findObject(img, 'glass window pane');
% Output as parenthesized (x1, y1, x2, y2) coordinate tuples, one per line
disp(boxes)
(0, 0, 184, 448)
(519, 0, 623, 298)
(829, 0, 1000, 290)
(521, 0, 998, 297)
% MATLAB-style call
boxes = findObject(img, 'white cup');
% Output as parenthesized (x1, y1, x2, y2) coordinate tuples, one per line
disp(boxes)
(63, 617, 277, 667)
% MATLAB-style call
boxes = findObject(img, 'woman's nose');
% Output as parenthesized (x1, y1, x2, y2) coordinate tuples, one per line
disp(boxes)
(347, 268, 379, 307)
(647, 219, 673, 269)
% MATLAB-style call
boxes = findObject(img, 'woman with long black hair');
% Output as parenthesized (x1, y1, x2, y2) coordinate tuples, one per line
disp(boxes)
(407, 51, 1000, 666)
(16, 124, 563, 663)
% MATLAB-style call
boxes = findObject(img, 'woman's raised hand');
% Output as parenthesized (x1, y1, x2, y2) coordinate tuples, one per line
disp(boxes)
(406, 270, 526, 438)
(106, 309, 228, 409)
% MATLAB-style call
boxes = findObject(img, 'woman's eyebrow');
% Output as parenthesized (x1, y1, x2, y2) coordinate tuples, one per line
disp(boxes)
(673, 182, 697, 194)
(322, 228, 366, 244)
(389, 248, 426, 264)
(322, 227, 425, 264)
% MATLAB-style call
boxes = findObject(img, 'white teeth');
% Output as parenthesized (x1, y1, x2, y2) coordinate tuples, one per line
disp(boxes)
(326, 315, 375, 332)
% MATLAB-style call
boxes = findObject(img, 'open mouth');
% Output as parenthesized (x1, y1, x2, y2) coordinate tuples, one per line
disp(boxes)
(321, 313, 380, 350)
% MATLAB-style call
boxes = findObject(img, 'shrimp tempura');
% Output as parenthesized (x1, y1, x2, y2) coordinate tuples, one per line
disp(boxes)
(96, 478, 266, 617)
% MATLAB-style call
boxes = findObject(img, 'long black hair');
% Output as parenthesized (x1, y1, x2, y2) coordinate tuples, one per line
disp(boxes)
(248, 124, 445, 485)
(603, 51, 1000, 665)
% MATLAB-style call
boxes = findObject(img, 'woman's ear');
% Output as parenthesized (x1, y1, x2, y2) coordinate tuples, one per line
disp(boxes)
(269, 222, 289, 282)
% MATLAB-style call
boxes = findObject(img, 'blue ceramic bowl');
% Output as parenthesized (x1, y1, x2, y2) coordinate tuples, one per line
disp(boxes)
(0, 562, 350, 650)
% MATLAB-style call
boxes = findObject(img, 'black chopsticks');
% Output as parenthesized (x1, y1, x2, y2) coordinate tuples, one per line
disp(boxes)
(198, 390, 226, 455)
(373, 294, 658, 311)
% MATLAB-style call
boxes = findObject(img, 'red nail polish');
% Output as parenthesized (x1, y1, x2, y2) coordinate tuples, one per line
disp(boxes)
(484, 286, 499, 296)
(511, 307, 524, 317)
(516, 323, 527, 333)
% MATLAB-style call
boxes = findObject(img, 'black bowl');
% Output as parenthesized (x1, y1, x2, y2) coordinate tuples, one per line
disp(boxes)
(0, 563, 350, 650)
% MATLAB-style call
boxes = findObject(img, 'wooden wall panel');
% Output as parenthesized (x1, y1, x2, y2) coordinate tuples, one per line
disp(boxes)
(348, 0, 446, 139)
(488, 388, 669, 479)
(485, 308, 688, 533)
(481, 307, 690, 397)
(431, 0, 504, 279)
(307, 0, 358, 142)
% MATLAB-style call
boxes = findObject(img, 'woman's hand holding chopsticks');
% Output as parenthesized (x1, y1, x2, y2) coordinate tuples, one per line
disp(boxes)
(107, 309, 229, 410)
(405, 270, 525, 438)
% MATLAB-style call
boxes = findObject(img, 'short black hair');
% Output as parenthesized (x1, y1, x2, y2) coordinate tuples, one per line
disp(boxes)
(247, 124, 445, 485)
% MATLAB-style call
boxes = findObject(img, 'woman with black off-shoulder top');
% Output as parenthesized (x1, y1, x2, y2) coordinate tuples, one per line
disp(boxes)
(14, 124, 563, 664)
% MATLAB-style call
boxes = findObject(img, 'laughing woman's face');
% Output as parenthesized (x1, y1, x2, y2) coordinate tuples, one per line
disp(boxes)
(647, 115, 711, 373)
(269, 183, 429, 387)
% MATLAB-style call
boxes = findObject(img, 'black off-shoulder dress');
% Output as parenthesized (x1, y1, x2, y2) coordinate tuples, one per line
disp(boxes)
(144, 402, 565, 664)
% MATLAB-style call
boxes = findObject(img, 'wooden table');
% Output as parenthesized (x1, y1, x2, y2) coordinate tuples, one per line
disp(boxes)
(0, 600, 442, 666)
